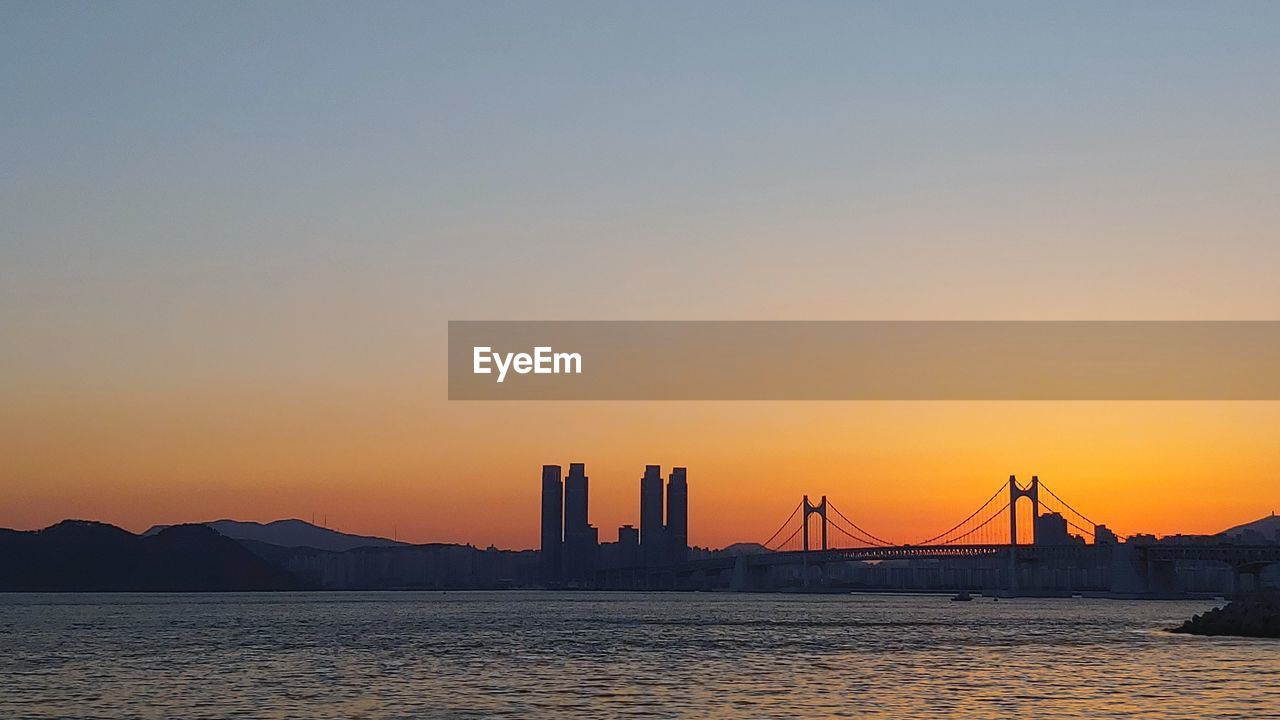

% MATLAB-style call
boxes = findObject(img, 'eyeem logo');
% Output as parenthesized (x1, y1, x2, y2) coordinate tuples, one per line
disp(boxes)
(473, 346, 582, 383)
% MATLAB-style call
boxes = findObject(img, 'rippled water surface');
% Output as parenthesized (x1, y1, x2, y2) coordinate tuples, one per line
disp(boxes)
(1, 592, 1276, 718)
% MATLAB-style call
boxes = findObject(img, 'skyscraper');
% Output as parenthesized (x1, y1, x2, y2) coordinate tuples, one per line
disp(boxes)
(564, 463, 588, 534)
(1094, 524, 1119, 545)
(617, 524, 640, 567)
(563, 462, 597, 580)
(1034, 512, 1073, 546)
(540, 465, 563, 582)
(640, 464, 665, 567)
(666, 467, 688, 564)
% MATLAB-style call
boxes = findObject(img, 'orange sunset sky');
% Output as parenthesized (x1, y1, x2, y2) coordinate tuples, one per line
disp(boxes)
(3, 5, 1278, 548)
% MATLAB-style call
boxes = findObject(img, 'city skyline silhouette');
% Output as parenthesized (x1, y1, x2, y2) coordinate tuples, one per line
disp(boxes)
(5, 3, 1280, 717)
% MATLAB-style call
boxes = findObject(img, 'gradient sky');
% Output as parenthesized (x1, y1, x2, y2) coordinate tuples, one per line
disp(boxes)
(3, 2, 1279, 549)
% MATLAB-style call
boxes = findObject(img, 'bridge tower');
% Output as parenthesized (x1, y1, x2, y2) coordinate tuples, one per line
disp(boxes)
(1007, 475, 1040, 595)
(802, 495, 828, 552)
(1008, 475, 1040, 546)
(801, 495, 828, 589)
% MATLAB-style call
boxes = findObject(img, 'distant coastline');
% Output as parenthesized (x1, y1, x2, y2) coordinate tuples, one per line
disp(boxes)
(3, 515, 1277, 595)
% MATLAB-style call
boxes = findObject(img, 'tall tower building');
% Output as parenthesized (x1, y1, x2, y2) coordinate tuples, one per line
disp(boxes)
(640, 464, 665, 567)
(563, 462, 596, 580)
(564, 463, 588, 534)
(540, 465, 563, 582)
(666, 467, 688, 564)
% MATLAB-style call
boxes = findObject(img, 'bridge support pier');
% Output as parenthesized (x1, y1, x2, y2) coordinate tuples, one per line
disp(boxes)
(730, 555, 771, 592)
(1147, 558, 1178, 596)
(1232, 566, 1265, 598)
(1109, 543, 1148, 594)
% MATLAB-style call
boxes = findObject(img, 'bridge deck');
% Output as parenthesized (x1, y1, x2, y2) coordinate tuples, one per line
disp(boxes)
(661, 543, 1280, 575)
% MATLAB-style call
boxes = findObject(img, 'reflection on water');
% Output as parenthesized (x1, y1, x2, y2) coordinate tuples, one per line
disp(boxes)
(1, 592, 1275, 718)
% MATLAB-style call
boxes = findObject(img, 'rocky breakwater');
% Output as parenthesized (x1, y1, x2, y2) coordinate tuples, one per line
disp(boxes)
(1171, 593, 1280, 638)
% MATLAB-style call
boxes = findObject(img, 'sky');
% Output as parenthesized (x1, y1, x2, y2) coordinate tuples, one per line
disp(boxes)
(3, 2, 1279, 549)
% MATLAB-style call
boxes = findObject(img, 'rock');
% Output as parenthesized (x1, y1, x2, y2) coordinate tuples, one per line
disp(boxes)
(1171, 594, 1280, 638)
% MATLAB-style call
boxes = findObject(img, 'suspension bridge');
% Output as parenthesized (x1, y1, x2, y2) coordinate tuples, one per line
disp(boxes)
(596, 475, 1280, 595)
(758, 474, 1105, 553)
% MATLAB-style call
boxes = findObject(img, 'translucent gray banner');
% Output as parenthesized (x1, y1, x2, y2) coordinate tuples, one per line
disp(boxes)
(448, 321, 1280, 400)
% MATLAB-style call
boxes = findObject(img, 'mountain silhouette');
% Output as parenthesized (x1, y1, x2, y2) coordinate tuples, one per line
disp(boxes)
(1218, 512, 1280, 543)
(144, 518, 405, 552)
(720, 542, 770, 555)
(0, 520, 306, 591)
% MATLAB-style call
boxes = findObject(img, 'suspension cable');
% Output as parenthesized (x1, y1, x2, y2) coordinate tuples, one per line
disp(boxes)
(825, 517, 880, 548)
(773, 521, 804, 551)
(1037, 480, 1099, 528)
(942, 501, 1011, 545)
(1039, 499, 1097, 538)
(760, 501, 802, 548)
(917, 481, 1008, 545)
(1038, 481, 1133, 540)
(829, 520, 889, 548)
(826, 502, 895, 546)
(826, 520, 873, 548)
(1063, 517, 1096, 537)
